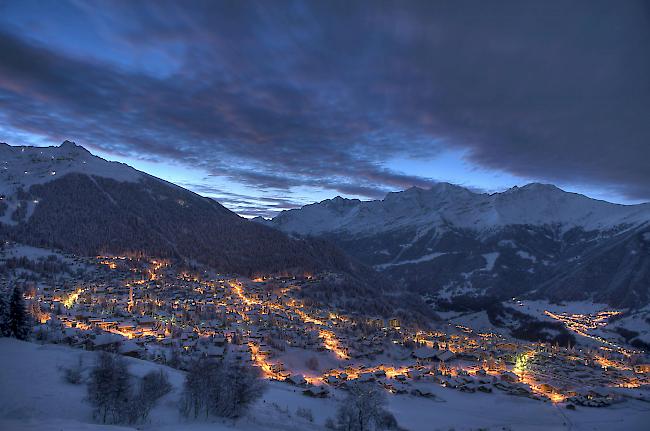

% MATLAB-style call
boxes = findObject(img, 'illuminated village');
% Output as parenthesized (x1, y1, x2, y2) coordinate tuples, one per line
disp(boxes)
(9, 250, 649, 412)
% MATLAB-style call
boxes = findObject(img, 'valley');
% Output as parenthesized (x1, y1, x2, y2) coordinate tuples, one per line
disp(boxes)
(2, 242, 649, 430)
(1, 142, 649, 430)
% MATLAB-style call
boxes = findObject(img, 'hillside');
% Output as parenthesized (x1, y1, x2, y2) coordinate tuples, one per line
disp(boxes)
(262, 184, 650, 307)
(0, 141, 360, 278)
(3, 339, 648, 431)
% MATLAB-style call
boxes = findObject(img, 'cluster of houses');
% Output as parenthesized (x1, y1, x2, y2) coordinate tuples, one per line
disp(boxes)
(3, 249, 649, 409)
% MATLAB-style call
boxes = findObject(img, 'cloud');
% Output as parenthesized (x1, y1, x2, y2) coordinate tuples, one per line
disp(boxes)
(179, 183, 305, 217)
(0, 0, 648, 214)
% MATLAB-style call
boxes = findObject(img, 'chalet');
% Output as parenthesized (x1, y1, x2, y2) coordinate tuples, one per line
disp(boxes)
(500, 371, 519, 383)
(303, 386, 329, 398)
(205, 345, 226, 359)
(411, 387, 435, 398)
(285, 374, 307, 386)
(87, 333, 124, 352)
(120, 340, 144, 358)
(436, 349, 455, 362)
(413, 346, 438, 362)
(358, 372, 375, 382)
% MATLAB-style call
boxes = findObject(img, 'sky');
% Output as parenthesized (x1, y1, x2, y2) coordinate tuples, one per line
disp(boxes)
(0, 0, 648, 217)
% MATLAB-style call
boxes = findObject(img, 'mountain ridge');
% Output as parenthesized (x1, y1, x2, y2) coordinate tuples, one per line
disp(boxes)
(0, 141, 358, 277)
(260, 182, 650, 308)
(264, 182, 650, 237)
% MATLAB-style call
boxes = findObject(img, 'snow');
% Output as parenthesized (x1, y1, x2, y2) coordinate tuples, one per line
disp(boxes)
(269, 182, 650, 237)
(1, 243, 61, 260)
(513, 300, 614, 318)
(0, 141, 144, 224)
(0, 339, 328, 431)
(0, 242, 89, 275)
(517, 250, 537, 263)
(374, 252, 448, 270)
(1, 339, 649, 431)
(499, 239, 517, 248)
(482, 252, 500, 271)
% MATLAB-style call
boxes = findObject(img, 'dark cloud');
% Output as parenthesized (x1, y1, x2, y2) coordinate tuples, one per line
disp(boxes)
(179, 183, 305, 217)
(0, 0, 648, 213)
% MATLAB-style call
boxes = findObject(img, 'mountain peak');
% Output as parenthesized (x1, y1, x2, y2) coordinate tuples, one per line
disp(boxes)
(59, 140, 92, 155)
(506, 183, 563, 194)
(0, 141, 143, 207)
(521, 183, 562, 192)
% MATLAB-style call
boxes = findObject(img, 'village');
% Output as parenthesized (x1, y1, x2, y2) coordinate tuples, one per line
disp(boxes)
(5, 251, 650, 412)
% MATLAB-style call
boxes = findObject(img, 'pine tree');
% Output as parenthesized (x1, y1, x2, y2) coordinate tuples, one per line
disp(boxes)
(8, 286, 31, 340)
(0, 291, 9, 337)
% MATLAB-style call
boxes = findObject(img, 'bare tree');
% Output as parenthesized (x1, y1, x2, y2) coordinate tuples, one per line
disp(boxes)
(62, 355, 84, 385)
(87, 352, 171, 425)
(212, 356, 266, 418)
(87, 352, 131, 424)
(180, 355, 266, 419)
(129, 369, 172, 423)
(306, 356, 320, 371)
(335, 383, 398, 431)
(297, 407, 314, 422)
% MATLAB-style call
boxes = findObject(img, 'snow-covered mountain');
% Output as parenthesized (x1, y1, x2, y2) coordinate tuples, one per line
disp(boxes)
(261, 184, 650, 307)
(0, 141, 366, 279)
(0, 141, 145, 225)
(265, 182, 650, 236)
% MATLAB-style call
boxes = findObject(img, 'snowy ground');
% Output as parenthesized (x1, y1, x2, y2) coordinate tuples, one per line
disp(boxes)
(1, 339, 649, 430)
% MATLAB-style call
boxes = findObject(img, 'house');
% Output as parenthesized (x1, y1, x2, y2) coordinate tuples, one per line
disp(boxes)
(412, 346, 438, 362)
(206, 345, 226, 359)
(436, 349, 455, 362)
(87, 333, 124, 352)
(500, 371, 519, 383)
(120, 340, 144, 358)
(285, 374, 307, 386)
(325, 375, 341, 385)
(357, 372, 375, 382)
(411, 387, 435, 398)
(303, 386, 329, 398)
(213, 335, 227, 346)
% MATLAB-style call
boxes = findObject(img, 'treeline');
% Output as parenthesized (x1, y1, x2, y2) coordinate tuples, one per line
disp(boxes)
(300, 273, 438, 325)
(71, 352, 265, 425)
(0, 254, 74, 279)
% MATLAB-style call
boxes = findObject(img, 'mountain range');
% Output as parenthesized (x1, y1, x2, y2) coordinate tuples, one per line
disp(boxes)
(3, 141, 649, 313)
(258, 183, 650, 308)
(0, 141, 438, 321)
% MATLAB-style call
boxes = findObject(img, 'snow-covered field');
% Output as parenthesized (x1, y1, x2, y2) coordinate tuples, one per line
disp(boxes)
(1, 339, 649, 431)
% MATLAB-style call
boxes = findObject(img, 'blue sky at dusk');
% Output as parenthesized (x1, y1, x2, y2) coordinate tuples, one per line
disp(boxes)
(1, 1, 648, 217)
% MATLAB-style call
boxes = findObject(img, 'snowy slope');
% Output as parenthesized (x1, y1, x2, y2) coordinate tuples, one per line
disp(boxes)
(0, 141, 144, 225)
(0, 339, 328, 431)
(0, 140, 142, 196)
(268, 183, 650, 236)
(2, 339, 649, 431)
